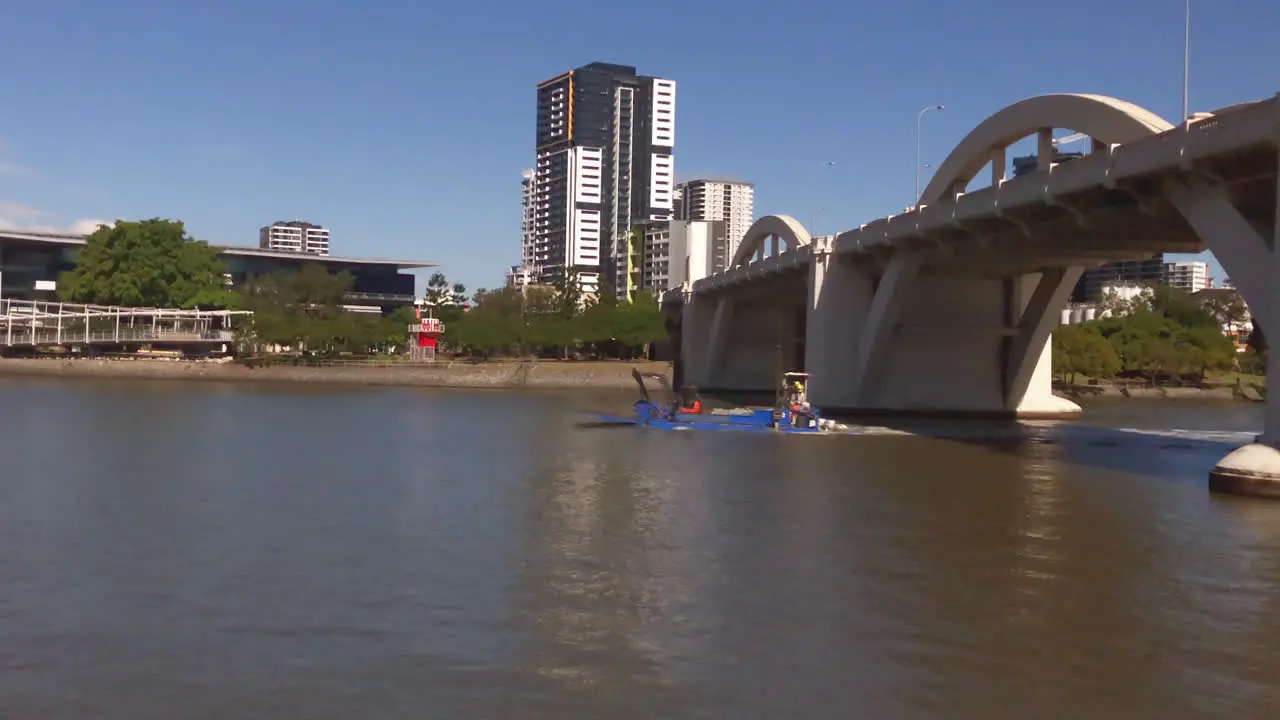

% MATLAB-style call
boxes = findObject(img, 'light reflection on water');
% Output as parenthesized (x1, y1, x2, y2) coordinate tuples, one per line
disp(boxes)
(0, 378, 1276, 718)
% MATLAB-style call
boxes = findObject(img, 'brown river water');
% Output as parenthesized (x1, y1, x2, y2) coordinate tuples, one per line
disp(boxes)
(0, 378, 1276, 718)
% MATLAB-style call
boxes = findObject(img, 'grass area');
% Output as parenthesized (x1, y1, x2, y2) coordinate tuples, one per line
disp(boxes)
(1205, 370, 1266, 386)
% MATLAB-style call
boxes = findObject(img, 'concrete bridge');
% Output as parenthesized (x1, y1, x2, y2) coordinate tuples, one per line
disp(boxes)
(664, 92, 1280, 495)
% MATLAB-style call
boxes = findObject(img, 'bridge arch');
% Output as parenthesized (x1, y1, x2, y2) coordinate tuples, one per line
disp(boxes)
(919, 93, 1174, 207)
(730, 214, 812, 268)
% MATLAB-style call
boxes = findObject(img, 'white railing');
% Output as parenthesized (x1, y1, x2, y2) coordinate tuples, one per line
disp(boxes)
(0, 297, 251, 347)
(1, 328, 236, 347)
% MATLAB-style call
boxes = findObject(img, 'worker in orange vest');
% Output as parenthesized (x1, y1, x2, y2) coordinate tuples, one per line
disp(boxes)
(677, 386, 703, 414)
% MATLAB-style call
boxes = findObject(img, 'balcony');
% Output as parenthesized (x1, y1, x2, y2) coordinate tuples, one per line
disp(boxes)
(344, 291, 416, 305)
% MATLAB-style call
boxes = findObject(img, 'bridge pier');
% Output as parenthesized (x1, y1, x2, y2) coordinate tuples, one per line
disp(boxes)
(679, 292, 713, 388)
(1005, 268, 1086, 417)
(1210, 345, 1280, 498)
(801, 261, 1081, 418)
(1207, 151, 1280, 498)
(805, 244, 869, 407)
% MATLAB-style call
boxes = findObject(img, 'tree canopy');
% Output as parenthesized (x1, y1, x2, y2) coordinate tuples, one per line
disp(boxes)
(444, 273, 668, 359)
(234, 262, 417, 356)
(1053, 285, 1244, 385)
(58, 218, 234, 308)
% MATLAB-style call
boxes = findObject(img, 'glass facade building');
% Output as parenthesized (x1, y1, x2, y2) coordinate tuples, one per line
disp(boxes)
(0, 233, 430, 313)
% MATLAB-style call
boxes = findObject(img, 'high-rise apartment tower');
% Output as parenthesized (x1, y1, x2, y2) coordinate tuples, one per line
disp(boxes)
(674, 179, 754, 275)
(531, 62, 676, 295)
(519, 169, 536, 272)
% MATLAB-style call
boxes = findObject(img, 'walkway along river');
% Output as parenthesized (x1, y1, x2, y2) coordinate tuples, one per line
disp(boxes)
(0, 378, 1276, 718)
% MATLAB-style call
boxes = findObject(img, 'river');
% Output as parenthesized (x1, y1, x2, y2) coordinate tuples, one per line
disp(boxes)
(0, 378, 1277, 718)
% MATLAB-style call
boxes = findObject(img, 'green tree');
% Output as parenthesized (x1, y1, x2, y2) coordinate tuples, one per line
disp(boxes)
(1150, 285, 1220, 329)
(424, 272, 452, 307)
(58, 218, 233, 308)
(234, 264, 381, 355)
(1199, 290, 1249, 332)
(1182, 323, 1236, 382)
(1132, 335, 1180, 385)
(1053, 324, 1120, 384)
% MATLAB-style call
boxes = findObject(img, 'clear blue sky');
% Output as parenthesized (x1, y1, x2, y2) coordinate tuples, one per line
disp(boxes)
(0, 0, 1275, 293)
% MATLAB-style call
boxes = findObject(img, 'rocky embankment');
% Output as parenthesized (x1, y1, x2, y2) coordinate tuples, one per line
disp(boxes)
(1057, 382, 1265, 403)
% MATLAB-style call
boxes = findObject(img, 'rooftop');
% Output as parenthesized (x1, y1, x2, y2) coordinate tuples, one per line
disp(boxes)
(679, 178, 756, 188)
(0, 229, 435, 270)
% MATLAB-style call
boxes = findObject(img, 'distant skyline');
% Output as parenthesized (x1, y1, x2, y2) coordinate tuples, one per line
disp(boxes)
(0, 0, 1275, 291)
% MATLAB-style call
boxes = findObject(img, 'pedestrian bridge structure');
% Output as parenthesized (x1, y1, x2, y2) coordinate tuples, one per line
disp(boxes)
(663, 92, 1280, 494)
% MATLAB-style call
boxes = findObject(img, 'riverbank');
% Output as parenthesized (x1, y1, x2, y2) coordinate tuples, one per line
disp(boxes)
(1058, 382, 1264, 403)
(0, 357, 667, 390)
(0, 358, 1265, 402)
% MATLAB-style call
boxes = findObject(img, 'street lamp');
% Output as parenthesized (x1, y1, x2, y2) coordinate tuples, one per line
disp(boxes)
(915, 104, 945, 207)
(812, 160, 836, 235)
(1181, 0, 1191, 123)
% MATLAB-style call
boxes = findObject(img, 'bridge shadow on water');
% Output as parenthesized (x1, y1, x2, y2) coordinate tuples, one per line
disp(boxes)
(693, 390, 1258, 485)
(840, 414, 1253, 487)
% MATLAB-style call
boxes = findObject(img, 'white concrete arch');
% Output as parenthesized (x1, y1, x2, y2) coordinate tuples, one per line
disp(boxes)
(730, 214, 812, 268)
(919, 93, 1174, 207)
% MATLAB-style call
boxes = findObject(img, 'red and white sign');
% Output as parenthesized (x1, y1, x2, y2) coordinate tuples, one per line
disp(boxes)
(419, 318, 445, 334)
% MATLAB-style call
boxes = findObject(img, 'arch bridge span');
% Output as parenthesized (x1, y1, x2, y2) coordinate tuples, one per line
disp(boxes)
(669, 92, 1280, 490)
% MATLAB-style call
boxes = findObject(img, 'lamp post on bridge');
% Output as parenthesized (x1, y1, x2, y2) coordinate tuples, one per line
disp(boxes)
(1181, 0, 1191, 123)
(915, 104, 945, 207)
(811, 160, 836, 236)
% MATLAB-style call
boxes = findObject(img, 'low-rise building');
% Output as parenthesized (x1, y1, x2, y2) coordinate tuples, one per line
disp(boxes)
(0, 229, 433, 315)
(1164, 260, 1210, 293)
(260, 220, 331, 256)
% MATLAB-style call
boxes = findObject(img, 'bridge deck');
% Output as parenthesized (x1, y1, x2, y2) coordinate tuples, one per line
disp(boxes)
(687, 95, 1278, 296)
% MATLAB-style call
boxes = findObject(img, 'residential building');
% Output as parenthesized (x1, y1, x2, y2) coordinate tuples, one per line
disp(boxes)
(623, 219, 724, 299)
(674, 178, 754, 267)
(531, 62, 676, 296)
(1010, 152, 1165, 302)
(1164, 260, 1210, 293)
(1074, 257, 1166, 300)
(259, 221, 331, 256)
(506, 265, 533, 288)
(519, 169, 536, 273)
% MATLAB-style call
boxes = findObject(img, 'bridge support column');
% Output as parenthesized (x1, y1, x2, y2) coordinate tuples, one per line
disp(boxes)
(1166, 178, 1273, 337)
(849, 253, 921, 406)
(680, 293, 713, 388)
(1210, 338, 1280, 499)
(805, 244, 871, 407)
(696, 296, 734, 388)
(1207, 147, 1280, 497)
(1005, 268, 1085, 416)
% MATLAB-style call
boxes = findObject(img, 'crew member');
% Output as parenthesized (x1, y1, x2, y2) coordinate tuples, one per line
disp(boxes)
(789, 381, 810, 426)
(677, 387, 703, 414)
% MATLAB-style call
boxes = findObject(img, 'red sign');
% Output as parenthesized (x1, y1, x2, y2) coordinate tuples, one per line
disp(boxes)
(419, 318, 445, 334)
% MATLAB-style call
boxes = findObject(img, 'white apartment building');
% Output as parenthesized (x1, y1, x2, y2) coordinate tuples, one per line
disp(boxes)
(675, 179, 754, 266)
(506, 265, 534, 288)
(628, 219, 723, 298)
(259, 221, 330, 256)
(1164, 260, 1210, 293)
(518, 169, 536, 275)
